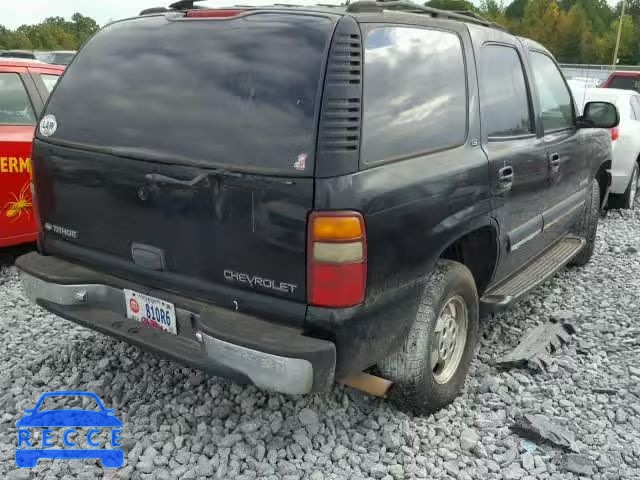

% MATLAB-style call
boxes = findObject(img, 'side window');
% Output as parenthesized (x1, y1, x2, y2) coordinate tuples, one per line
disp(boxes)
(631, 97, 640, 120)
(361, 26, 467, 164)
(529, 52, 574, 132)
(0, 73, 36, 126)
(480, 44, 532, 138)
(40, 74, 60, 94)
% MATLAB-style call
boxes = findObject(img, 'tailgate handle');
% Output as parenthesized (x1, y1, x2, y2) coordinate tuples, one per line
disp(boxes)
(145, 173, 208, 187)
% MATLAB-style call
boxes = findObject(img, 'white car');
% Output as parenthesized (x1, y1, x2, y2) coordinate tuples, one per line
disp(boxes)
(574, 87, 640, 209)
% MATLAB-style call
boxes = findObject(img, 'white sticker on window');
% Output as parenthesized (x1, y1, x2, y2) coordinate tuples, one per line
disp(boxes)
(39, 114, 57, 137)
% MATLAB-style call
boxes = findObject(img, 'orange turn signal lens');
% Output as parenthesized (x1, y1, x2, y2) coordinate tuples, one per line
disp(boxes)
(312, 215, 363, 241)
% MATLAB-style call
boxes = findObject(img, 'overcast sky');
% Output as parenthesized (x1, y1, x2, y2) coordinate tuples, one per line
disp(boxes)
(2, 0, 341, 29)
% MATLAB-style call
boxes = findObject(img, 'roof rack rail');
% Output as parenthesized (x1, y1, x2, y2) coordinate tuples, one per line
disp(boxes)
(346, 0, 505, 30)
(450, 9, 494, 22)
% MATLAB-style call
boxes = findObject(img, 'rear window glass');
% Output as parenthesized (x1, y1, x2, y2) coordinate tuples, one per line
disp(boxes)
(41, 14, 334, 176)
(0, 73, 36, 126)
(609, 75, 640, 93)
(361, 26, 467, 165)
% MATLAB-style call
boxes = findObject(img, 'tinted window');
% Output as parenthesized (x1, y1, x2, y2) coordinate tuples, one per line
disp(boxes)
(0, 73, 36, 126)
(530, 52, 574, 132)
(609, 75, 640, 93)
(1, 52, 36, 59)
(51, 53, 75, 65)
(34, 52, 54, 63)
(632, 97, 640, 120)
(480, 45, 532, 137)
(361, 27, 466, 164)
(40, 74, 60, 93)
(37, 52, 76, 65)
(42, 14, 333, 176)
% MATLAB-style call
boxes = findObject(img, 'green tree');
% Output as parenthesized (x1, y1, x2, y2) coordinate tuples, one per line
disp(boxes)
(559, 0, 613, 35)
(557, 4, 595, 62)
(71, 13, 99, 46)
(480, 0, 510, 28)
(0, 12, 99, 51)
(594, 15, 636, 64)
(425, 0, 479, 13)
(520, 0, 563, 54)
(505, 0, 527, 19)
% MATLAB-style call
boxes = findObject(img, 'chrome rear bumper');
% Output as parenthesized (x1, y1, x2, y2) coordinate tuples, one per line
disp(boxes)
(19, 260, 335, 395)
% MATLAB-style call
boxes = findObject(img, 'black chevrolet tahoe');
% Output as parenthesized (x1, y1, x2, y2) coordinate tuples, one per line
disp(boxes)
(17, 1, 618, 414)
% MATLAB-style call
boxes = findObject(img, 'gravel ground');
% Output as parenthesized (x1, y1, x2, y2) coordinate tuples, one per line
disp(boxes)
(1, 210, 640, 480)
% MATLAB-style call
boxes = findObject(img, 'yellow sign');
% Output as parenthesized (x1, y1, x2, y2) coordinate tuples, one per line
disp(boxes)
(0, 157, 32, 175)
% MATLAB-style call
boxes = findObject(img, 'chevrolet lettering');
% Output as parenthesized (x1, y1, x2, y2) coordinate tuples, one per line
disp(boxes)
(223, 270, 297, 294)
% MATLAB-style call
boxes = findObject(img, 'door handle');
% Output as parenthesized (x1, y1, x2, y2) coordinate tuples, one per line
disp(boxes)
(549, 152, 560, 173)
(498, 166, 514, 191)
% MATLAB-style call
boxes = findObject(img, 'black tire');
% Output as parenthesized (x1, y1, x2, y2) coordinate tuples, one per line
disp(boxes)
(621, 164, 638, 210)
(570, 178, 599, 266)
(378, 260, 479, 415)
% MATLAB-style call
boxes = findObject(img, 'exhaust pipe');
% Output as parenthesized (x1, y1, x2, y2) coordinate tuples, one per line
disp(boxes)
(339, 372, 393, 397)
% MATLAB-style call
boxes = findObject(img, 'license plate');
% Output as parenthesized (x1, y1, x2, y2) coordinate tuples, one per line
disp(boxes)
(124, 289, 177, 335)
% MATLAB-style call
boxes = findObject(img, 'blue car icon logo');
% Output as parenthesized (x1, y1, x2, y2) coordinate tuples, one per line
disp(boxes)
(15, 391, 124, 468)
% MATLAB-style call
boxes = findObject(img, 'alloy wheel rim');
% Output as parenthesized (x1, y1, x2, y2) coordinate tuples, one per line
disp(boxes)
(431, 295, 468, 384)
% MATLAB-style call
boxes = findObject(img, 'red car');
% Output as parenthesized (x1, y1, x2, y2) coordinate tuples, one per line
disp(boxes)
(0, 59, 64, 247)
(602, 71, 640, 93)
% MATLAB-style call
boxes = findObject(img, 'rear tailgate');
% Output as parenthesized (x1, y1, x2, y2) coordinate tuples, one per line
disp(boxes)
(31, 11, 338, 317)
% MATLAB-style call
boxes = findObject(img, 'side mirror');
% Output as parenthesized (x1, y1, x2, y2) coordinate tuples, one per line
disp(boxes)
(577, 101, 619, 129)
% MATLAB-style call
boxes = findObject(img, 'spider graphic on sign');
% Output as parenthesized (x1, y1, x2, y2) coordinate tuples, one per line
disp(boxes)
(2, 182, 32, 222)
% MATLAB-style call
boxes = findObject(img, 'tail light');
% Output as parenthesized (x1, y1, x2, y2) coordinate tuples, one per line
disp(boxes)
(308, 211, 367, 308)
(610, 127, 619, 141)
(185, 9, 245, 18)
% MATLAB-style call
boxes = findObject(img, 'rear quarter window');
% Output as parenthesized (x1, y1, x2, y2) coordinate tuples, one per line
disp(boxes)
(361, 26, 467, 165)
(40, 74, 60, 93)
(0, 73, 36, 126)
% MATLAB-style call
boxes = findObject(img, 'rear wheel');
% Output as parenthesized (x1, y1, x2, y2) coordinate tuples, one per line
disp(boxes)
(570, 178, 599, 267)
(378, 260, 478, 414)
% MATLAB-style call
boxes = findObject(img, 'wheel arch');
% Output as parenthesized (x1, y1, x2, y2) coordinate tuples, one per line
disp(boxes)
(438, 223, 500, 296)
